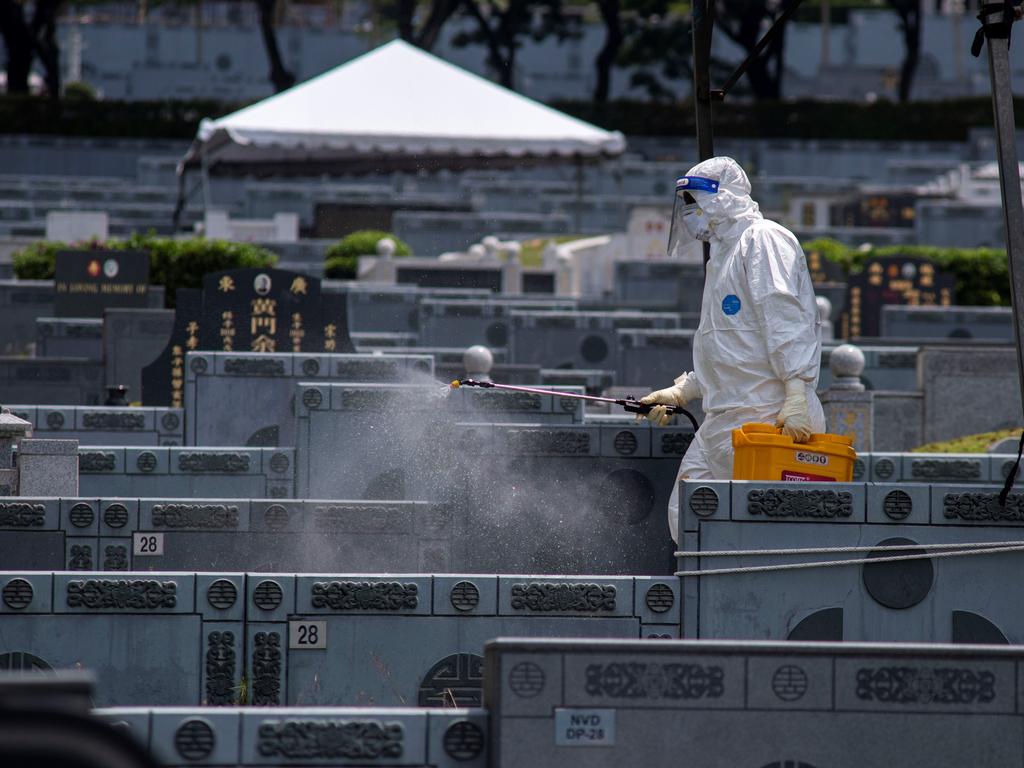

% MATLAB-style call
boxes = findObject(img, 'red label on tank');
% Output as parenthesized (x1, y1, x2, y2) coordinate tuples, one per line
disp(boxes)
(781, 470, 836, 482)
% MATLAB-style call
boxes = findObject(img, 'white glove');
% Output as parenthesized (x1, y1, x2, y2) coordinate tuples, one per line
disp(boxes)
(636, 372, 700, 427)
(776, 378, 814, 443)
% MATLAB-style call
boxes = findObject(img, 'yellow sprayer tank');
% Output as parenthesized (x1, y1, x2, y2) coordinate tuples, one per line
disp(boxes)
(732, 423, 857, 482)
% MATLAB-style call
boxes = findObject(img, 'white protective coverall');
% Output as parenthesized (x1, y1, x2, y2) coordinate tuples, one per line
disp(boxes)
(664, 157, 825, 541)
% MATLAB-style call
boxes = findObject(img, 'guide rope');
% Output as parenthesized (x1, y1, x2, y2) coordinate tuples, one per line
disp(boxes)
(672, 539, 1024, 577)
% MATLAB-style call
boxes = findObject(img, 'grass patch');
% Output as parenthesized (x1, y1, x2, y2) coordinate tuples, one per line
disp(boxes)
(913, 428, 1024, 454)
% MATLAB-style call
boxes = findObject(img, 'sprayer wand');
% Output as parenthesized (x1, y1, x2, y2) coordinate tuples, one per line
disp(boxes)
(450, 379, 700, 432)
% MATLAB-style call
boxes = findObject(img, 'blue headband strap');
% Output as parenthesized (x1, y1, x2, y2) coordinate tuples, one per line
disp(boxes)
(675, 176, 720, 194)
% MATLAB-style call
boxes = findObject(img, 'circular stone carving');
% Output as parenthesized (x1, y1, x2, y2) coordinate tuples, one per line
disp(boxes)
(862, 537, 934, 610)
(46, 412, 65, 430)
(419, 653, 484, 707)
(207, 579, 238, 610)
(301, 358, 321, 376)
(2, 579, 33, 609)
(302, 388, 323, 409)
(269, 453, 290, 474)
(689, 487, 719, 517)
(883, 490, 913, 521)
(252, 580, 283, 610)
(103, 503, 129, 529)
(263, 504, 289, 531)
(68, 503, 95, 528)
(644, 583, 675, 614)
(559, 396, 578, 413)
(136, 451, 157, 473)
(508, 662, 545, 698)
(853, 458, 866, 481)
(190, 357, 208, 374)
(613, 431, 638, 456)
(0, 652, 52, 672)
(596, 469, 654, 525)
(771, 665, 809, 702)
(450, 581, 480, 612)
(580, 335, 609, 364)
(874, 458, 895, 480)
(485, 322, 508, 347)
(161, 412, 181, 431)
(174, 719, 215, 761)
(443, 721, 485, 761)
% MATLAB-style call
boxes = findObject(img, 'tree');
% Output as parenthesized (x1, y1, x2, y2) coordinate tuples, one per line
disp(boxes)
(254, 0, 295, 92)
(0, 0, 33, 93)
(388, 0, 463, 50)
(593, 0, 623, 103)
(887, 0, 921, 103)
(453, 0, 580, 90)
(714, 0, 787, 100)
(617, 5, 694, 101)
(31, 0, 62, 96)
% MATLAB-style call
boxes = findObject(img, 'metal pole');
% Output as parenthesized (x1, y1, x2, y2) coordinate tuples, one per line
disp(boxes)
(983, 6, 1024, 413)
(691, 0, 714, 267)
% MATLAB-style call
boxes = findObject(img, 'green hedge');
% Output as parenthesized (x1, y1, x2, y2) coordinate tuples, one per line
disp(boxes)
(12, 234, 278, 307)
(0, 94, 1008, 141)
(324, 230, 411, 280)
(804, 238, 1011, 306)
(552, 98, 1006, 141)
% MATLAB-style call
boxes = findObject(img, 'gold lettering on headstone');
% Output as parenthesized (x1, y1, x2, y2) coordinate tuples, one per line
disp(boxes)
(171, 344, 184, 408)
(289, 313, 305, 352)
(324, 323, 337, 352)
(251, 298, 277, 352)
(290, 276, 308, 295)
(220, 311, 236, 351)
(218, 275, 236, 293)
(186, 320, 200, 351)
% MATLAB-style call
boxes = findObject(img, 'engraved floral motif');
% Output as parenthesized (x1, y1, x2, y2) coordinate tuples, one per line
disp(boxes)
(256, 720, 403, 759)
(510, 583, 616, 612)
(66, 579, 177, 609)
(310, 581, 418, 611)
(747, 489, 854, 518)
(856, 667, 996, 704)
(584, 663, 724, 699)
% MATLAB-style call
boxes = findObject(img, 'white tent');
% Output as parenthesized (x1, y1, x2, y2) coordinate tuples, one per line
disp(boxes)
(178, 39, 625, 178)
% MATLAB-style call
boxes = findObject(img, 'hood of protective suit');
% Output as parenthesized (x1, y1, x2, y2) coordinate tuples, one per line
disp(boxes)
(684, 156, 761, 242)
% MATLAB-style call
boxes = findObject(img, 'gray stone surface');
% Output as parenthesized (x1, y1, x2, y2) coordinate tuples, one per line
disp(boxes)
(0, 279, 54, 356)
(508, 311, 682, 370)
(418, 299, 577, 349)
(17, 438, 78, 496)
(613, 260, 704, 312)
(103, 308, 176, 401)
(184, 351, 435, 447)
(919, 346, 1024, 443)
(77, 446, 294, 499)
(96, 707, 488, 768)
(486, 639, 1024, 768)
(820, 389, 872, 452)
(296, 388, 688, 573)
(882, 305, 1014, 341)
(678, 479, 1024, 642)
(5, 405, 184, 446)
(818, 344, 919, 391)
(35, 317, 103, 359)
(0, 357, 105, 405)
(871, 392, 924, 451)
(615, 329, 695, 389)
(0, 496, 461, 572)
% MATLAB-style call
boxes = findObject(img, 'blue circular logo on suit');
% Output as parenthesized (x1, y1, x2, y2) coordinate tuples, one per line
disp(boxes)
(722, 294, 741, 315)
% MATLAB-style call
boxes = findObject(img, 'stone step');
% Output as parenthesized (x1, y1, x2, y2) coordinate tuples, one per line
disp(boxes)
(854, 451, 1022, 485)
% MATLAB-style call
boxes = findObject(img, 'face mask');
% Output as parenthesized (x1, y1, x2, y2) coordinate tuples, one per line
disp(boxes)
(680, 204, 714, 242)
(667, 175, 720, 257)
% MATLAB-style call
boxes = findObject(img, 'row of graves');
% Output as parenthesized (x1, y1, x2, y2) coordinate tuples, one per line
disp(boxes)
(1, 249, 1024, 766)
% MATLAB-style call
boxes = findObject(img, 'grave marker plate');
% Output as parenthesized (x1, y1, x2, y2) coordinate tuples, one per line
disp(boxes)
(54, 250, 149, 317)
(843, 256, 955, 338)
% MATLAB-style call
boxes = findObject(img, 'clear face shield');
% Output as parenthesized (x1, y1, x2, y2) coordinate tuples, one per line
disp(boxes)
(667, 175, 721, 257)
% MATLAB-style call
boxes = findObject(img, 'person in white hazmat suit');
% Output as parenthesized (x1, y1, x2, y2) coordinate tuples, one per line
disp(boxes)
(638, 156, 825, 542)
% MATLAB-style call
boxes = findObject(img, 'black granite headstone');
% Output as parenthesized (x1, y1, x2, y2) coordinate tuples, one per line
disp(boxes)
(842, 256, 955, 338)
(140, 270, 354, 405)
(396, 266, 503, 292)
(198, 268, 324, 353)
(141, 289, 202, 408)
(803, 247, 846, 285)
(54, 250, 149, 317)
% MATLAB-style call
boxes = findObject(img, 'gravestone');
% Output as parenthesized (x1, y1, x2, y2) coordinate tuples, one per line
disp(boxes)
(102, 308, 176, 401)
(881, 305, 1014, 341)
(612, 261, 704, 312)
(35, 317, 104, 360)
(54, 250, 149, 318)
(842, 256, 955, 338)
(677, 479, 1024, 643)
(486, 638, 1024, 768)
(141, 270, 355, 406)
(804, 245, 847, 284)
